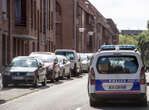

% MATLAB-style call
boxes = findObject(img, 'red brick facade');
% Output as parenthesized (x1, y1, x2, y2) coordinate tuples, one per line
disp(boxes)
(0, 0, 119, 71)
(55, 0, 119, 52)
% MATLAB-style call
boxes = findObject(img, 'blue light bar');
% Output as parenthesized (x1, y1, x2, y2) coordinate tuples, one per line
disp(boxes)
(119, 45, 136, 50)
(100, 45, 115, 50)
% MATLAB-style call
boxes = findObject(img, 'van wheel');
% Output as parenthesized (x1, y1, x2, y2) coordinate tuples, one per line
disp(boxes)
(140, 97, 148, 107)
(90, 99, 97, 107)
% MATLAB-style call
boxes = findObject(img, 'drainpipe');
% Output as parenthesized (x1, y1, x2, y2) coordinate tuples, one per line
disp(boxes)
(8, 0, 11, 63)
(45, 0, 48, 51)
(53, 0, 56, 51)
(74, 0, 77, 50)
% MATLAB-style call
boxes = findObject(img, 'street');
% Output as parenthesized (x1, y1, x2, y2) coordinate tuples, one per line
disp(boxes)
(0, 73, 149, 110)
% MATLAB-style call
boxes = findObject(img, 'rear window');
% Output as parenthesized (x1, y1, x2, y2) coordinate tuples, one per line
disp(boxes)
(96, 56, 139, 74)
(55, 51, 75, 60)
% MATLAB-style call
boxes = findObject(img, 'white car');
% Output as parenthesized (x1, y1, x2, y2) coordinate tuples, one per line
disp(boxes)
(55, 49, 81, 76)
(88, 45, 147, 107)
(56, 55, 71, 79)
(0, 73, 2, 90)
(79, 53, 89, 72)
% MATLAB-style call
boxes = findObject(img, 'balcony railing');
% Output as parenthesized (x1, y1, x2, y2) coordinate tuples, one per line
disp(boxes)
(15, 17, 26, 26)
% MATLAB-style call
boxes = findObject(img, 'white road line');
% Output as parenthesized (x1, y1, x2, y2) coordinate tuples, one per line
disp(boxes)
(75, 107, 81, 110)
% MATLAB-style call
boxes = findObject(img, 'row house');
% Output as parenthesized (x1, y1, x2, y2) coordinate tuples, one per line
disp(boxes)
(55, 0, 119, 53)
(0, 0, 55, 71)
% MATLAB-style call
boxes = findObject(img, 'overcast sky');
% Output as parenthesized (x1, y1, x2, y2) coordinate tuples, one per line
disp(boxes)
(89, 0, 149, 30)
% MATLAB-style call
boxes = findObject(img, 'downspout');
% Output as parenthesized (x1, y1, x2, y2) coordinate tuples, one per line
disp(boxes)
(8, 0, 11, 63)
(53, 0, 56, 51)
(74, 0, 77, 50)
(45, 0, 48, 51)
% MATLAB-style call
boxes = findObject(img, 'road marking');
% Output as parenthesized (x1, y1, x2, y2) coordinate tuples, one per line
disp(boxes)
(76, 107, 81, 110)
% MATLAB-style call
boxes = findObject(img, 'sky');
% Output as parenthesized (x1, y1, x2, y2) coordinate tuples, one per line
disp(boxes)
(89, 0, 149, 30)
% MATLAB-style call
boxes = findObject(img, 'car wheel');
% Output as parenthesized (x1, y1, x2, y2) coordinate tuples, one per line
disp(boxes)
(33, 78, 38, 88)
(3, 82, 8, 88)
(67, 72, 71, 79)
(55, 72, 60, 82)
(89, 98, 97, 107)
(2, 79, 8, 88)
(51, 73, 55, 83)
(42, 77, 47, 86)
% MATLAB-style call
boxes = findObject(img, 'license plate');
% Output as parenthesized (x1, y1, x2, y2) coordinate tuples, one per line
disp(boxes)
(109, 85, 126, 89)
(12, 77, 24, 80)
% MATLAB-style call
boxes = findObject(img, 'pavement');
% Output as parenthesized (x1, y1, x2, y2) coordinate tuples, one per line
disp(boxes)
(0, 73, 149, 110)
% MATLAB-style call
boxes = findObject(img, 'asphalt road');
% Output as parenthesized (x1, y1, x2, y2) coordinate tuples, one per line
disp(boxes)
(0, 74, 149, 110)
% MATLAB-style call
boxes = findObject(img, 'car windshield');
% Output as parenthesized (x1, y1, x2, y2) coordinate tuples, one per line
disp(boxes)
(37, 56, 53, 63)
(81, 55, 87, 61)
(11, 58, 37, 67)
(55, 51, 75, 60)
(97, 56, 139, 74)
(31, 55, 54, 63)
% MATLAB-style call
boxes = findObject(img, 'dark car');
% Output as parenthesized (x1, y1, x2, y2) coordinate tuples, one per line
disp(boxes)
(2, 56, 47, 87)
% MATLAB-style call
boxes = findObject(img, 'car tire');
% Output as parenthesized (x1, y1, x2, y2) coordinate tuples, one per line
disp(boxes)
(89, 98, 97, 107)
(2, 79, 8, 88)
(3, 82, 8, 88)
(42, 77, 47, 86)
(139, 97, 148, 107)
(67, 72, 71, 79)
(33, 78, 38, 88)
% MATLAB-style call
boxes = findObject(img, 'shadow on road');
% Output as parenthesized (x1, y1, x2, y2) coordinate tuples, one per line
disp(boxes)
(0, 99, 6, 105)
(93, 101, 149, 110)
(2, 84, 50, 91)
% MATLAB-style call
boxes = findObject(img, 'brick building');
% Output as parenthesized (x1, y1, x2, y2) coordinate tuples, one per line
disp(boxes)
(55, 0, 119, 52)
(0, 0, 119, 71)
(0, 0, 55, 71)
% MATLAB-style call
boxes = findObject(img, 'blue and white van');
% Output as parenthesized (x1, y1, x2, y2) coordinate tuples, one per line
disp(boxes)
(88, 45, 147, 107)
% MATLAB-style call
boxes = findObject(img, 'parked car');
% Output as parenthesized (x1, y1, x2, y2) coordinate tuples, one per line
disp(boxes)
(80, 54, 89, 73)
(55, 49, 81, 76)
(30, 52, 54, 56)
(0, 73, 2, 90)
(30, 53, 60, 82)
(56, 55, 71, 79)
(88, 45, 147, 107)
(2, 56, 47, 87)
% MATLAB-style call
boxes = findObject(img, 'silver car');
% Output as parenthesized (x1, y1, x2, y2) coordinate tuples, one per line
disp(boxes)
(56, 55, 71, 79)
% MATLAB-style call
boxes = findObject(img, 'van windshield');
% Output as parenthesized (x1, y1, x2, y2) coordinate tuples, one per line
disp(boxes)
(97, 56, 139, 74)
(55, 51, 75, 60)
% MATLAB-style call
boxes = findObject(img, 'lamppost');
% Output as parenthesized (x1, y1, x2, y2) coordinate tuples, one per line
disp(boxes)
(79, 28, 85, 52)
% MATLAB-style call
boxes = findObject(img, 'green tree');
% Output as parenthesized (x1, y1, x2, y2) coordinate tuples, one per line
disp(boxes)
(137, 30, 149, 66)
(119, 35, 138, 46)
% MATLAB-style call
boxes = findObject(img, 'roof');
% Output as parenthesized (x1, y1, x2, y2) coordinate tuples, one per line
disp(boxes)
(120, 30, 143, 35)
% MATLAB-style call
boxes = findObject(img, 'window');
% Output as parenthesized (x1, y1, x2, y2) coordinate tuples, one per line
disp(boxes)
(15, 0, 26, 26)
(97, 56, 139, 74)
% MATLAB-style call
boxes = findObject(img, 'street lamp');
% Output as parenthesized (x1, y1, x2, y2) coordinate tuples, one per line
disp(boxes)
(79, 28, 85, 52)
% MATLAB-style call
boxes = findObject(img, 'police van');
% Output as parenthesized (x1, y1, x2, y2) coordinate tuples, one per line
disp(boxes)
(88, 45, 147, 107)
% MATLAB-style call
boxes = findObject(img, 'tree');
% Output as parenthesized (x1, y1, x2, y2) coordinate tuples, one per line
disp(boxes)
(137, 30, 149, 66)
